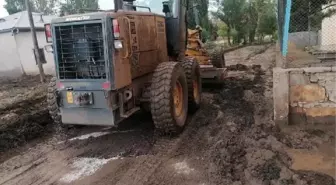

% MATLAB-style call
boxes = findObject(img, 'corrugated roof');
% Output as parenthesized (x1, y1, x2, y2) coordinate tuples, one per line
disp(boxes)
(0, 11, 56, 32)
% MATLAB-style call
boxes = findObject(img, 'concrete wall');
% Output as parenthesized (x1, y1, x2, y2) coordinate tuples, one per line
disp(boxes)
(15, 31, 56, 75)
(0, 32, 23, 77)
(274, 67, 336, 125)
(288, 31, 320, 49)
(321, 5, 336, 50)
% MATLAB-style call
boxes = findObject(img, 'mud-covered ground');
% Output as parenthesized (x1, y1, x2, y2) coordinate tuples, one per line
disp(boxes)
(0, 45, 334, 185)
(0, 75, 53, 160)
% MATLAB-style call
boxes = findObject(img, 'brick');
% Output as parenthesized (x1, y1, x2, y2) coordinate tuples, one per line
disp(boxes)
(309, 74, 319, 83)
(305, 107, 336, 117)
(290, 106, 305, 113)
(290, 84, 326, 104)
(302, 102, 336, 108)
(325, 80, 336, 103)
(289, 73, 309, 85)
(303, 67, 332, 73)
(316, 72, 336, 81)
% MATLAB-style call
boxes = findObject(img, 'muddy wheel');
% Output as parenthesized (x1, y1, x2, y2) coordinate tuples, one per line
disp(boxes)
(182, 57, 201, 113)
(210, 48, 226, 68)
(150, 62, 188, 134)
(47, 77, 66, 133)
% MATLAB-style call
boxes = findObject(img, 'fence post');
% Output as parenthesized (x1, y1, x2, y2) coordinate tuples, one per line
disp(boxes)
(25, 0, 46, 83)
(274, 0, 292, 124)
(281, 0, 292, 60)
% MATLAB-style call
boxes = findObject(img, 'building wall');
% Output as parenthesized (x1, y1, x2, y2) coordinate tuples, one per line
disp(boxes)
(0, 32, 23, 77)
(273, 67, 336, 125)
(15, 31, 56, 75)
(321, 5, 336, 50)
(289, 69, 336, 124)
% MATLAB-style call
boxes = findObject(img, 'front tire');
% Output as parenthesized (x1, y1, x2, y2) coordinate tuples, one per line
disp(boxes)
(150, 62, 188, 134)
(182, 57, 201, 113)
(210, 48, 226, 68)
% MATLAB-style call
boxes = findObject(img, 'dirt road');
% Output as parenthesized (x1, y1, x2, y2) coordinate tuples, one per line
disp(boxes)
(0, 45, 334, 185)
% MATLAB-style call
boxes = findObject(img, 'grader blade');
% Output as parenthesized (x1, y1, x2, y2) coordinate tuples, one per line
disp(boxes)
(200, 65, 227, 84)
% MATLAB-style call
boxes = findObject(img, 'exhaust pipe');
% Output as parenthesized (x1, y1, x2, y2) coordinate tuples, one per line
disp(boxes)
(123, 0, 135, 11)
(114, 0, 136, 12)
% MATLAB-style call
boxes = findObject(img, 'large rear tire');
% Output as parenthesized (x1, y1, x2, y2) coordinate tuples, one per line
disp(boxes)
(182, 57, 201, 113)
(150, 62, 188, 134)
(47, 77, 66, 133)
(210, 48, 226, 68)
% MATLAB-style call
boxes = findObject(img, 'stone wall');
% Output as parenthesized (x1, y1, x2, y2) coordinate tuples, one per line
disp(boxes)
(273, 67, 336, 125)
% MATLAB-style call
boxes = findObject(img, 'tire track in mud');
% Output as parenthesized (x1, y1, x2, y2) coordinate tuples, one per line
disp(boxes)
(114, 120, 200, 185)
(115, 45, 335, 185)
(139, 73, 262, 185)
(0, 142, 78, 185)
(113, 46, 273, 185)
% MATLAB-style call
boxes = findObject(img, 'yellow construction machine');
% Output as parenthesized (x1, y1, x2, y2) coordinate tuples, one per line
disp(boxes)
(186, 26, 227, 83)
(45, 0, 227, 135)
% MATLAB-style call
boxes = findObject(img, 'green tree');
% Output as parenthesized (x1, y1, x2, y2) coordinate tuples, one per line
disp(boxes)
(258, 11, 277, 41)
(33, 0, 57, 14)
(60, 0, 99, 15)
(187, 0, 210, 30)
(245, 0, 258, 43)
(195, 0, 210, 30)
(187, 0, 197, 28)
(188, 0, 219, 41)
(255, 0, 277, 42)
(217, 21, 228, 38)
(213, 0, 247, 45)
(4, 0, 27, 14)
(4, 0, 57, 15)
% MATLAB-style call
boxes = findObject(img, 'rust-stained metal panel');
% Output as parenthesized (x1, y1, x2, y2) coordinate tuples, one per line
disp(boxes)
(119, 14, 168, 79)
(136, 16, 156, 51)
(110, 12, 169, 86)
(155, 16, 169, 64)
(128, 15, 157, 78)
(113, 16, 132, 90)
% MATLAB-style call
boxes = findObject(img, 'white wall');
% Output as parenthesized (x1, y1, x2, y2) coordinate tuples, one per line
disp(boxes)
(15, 31, 56, 75)
(321, 5, 336, 51)
(0, 32, 23, 77)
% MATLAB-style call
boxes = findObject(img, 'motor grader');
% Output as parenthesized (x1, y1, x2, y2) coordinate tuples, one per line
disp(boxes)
(186, 26, 227, 83)
(45, 0, 204, 134)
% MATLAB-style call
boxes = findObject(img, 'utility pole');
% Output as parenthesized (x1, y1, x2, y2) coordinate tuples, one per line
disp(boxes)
(25, 0, 45, 83)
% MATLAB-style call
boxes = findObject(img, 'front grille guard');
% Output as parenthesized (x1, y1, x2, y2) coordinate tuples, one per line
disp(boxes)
(54, 22, 107, 80)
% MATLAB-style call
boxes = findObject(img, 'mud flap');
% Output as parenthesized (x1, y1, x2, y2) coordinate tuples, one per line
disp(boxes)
(56, 91, 61, 107)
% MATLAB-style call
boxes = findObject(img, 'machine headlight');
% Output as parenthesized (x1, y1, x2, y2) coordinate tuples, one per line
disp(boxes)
(114, 40, 123, 49)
